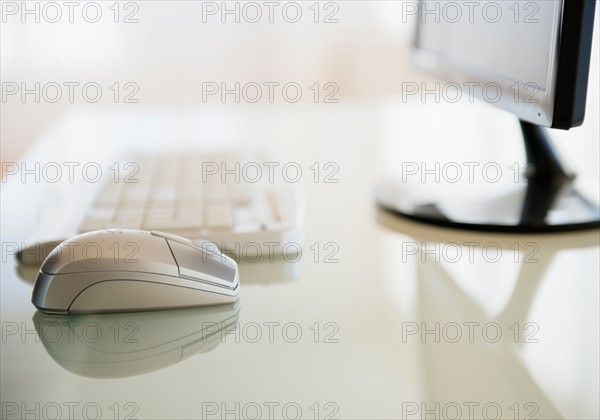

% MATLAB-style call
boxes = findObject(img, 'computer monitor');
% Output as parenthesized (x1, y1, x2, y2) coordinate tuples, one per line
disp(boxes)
(377, 0, 599, 232)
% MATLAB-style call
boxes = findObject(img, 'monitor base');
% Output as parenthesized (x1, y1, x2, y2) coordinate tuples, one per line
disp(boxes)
(376, 120, 600, 233)
(376, 182, 600, 233)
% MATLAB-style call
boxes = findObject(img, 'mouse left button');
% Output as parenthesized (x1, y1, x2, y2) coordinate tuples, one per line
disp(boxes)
(40, 233, 180, 277)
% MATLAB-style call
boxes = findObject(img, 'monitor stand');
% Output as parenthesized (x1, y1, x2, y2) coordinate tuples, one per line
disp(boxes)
(376, 120, 600, 232)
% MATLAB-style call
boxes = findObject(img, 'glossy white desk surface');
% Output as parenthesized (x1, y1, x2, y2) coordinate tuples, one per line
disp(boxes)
(1, 101, 599, 420)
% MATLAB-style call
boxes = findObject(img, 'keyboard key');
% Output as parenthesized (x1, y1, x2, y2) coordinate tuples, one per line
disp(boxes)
(232, 206, 261, 231)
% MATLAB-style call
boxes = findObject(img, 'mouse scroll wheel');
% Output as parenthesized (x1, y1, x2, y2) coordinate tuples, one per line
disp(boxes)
(166, 239, 237, 284)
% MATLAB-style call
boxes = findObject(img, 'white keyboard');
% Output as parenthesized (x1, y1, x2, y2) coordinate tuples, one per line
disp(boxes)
(78, 153, 301, 255)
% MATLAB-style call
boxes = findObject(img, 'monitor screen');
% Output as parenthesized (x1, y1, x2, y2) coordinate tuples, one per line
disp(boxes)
(417, 1, 560, 93)
(413, 0, 594, 128)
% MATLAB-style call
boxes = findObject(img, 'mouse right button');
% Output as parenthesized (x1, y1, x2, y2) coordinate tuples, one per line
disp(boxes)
(166, 240, 237, 286)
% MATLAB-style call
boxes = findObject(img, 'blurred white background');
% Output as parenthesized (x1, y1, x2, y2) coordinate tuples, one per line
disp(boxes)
(1, 1, 598, 170)
(1, 1, 418, 161)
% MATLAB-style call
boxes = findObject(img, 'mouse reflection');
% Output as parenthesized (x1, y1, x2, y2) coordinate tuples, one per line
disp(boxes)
(32, 302, 239, 378)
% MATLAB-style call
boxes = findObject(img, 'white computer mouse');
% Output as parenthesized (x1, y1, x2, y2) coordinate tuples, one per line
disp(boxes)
(32, 229, 239, 314)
